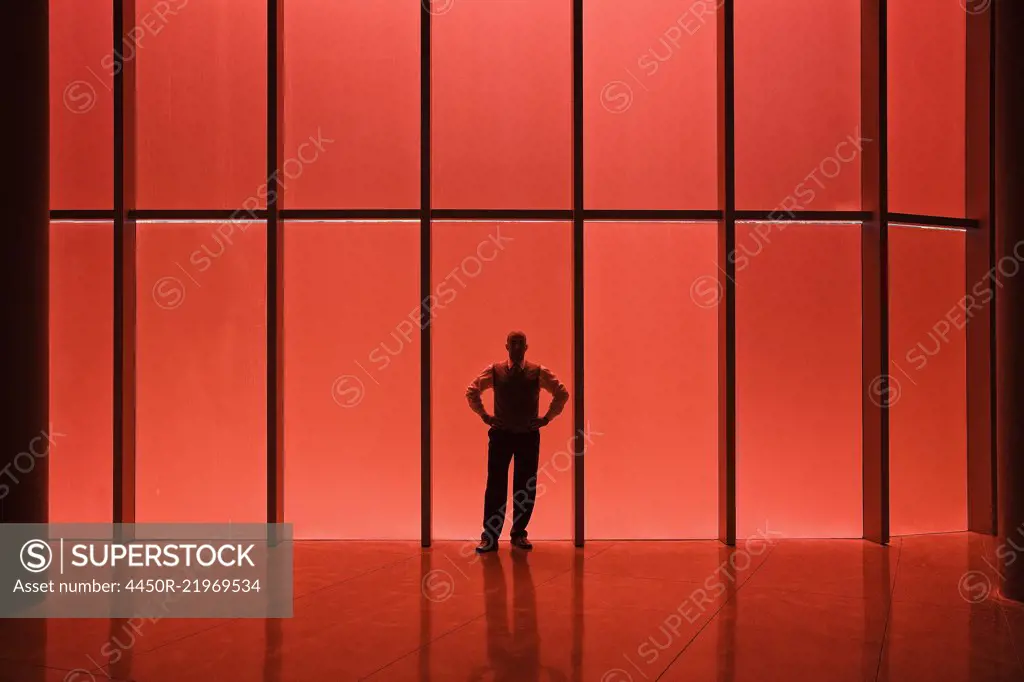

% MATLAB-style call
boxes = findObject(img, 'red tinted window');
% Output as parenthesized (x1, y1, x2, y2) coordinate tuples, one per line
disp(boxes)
(735, 0, 862, 211)
(136, 221, 266, 522)
(49, 222, 113, 523)
(888, 0, 966, 217)
(432, 222, 573, 539)
(136, 0, 266, 209)
(584, 0, 718, 210)
(889, 225, 967, 534)
(736, 222, 863, 538)
(50, 0, 113, 209)
(284, 222, 421, 539)
(585, 222, 718, 539)
(284, 1, 419, 209)
(432, 2, 572, 209)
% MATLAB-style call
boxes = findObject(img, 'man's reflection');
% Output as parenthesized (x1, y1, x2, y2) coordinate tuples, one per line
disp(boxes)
(477, 551, 542, 681)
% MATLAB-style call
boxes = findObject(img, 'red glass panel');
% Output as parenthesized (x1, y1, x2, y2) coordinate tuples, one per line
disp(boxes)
(284, 221, 420, 539)
(737, 222, 863, 538)
(888, 0, 966, 217)
(284, 1, 419, 209)
(136, 221, 266, 522)
(584, 0, 718, 209)
(889, 225, 967, 535)
(432, 222, 573, 540)
(585, 222, 718, 539)
(50, 0, 113, 209)
(735, 0, 862, 211)
(136, 0, 266, 209)
(432, 2, 572, 209)
(49, 222, 113, 523)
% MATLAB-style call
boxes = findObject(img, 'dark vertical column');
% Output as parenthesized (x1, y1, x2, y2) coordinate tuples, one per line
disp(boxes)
(860, 0, 889, 545)
(572, 0, 585, 547)
(420, 0, 433, 548)
(716, 0, 736, 547)
(994, 0, 1024, 603)
(113, 0, 138, 524)
(965, 0, 996, 535)
(1, 2, 49, 524)
(267, 0, 285, 527)
(2, 0, 51, 629)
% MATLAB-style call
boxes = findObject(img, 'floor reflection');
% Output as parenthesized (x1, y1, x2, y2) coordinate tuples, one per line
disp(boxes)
(3, 535, 1023, 682)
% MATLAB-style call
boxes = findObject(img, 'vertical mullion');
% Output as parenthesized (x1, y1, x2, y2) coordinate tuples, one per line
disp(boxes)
(113, 0, 137, 525)
(420, 0, 432, 548)
(267, 0, 285, 527)
(965, 0, 996, 535)
(572, 0, 585, 547)
(861, 0, 889, 545)
(717, 0, 736, 547)
(4, 1, 50, 527)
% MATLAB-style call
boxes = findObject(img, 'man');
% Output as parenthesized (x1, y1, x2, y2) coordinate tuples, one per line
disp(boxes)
(466, 331, 570, 553)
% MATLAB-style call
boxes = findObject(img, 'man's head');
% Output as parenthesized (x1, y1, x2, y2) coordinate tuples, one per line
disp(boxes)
(506, 331, 528, 365)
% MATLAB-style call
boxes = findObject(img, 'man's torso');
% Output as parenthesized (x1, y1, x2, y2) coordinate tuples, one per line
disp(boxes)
(492, 361, 541, 432)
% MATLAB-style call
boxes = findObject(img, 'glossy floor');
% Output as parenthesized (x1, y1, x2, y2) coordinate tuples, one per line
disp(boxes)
(2, 533, 1022, 681)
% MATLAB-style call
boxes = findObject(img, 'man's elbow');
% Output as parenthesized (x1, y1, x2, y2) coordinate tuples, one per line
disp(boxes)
(554, 390, 569, 409)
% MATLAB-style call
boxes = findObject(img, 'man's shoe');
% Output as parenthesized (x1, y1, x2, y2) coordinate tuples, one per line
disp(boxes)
(475, 539, 498, 554)
(510, 536, 533, 551)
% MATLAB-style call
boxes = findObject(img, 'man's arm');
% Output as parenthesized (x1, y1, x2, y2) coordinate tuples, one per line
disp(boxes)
(466, 364, 496, 422)
(538, 365, 569, 424)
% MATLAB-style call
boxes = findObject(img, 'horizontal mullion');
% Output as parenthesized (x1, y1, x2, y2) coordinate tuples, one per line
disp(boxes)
(583, 209, 722, 221)
(282, 209, 421, 221)
(53, 208, 719, 222)
(431, 209, 574, 221)
(52, 208, 974, 227)
(735, 210, 873, 223)
(131, 209, 269, 221)
(50, 209, 116, 221)
(887, 212, 978, 229)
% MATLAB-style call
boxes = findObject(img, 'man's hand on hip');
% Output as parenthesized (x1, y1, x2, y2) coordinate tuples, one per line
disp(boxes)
(528, 416, 550, 430)
(482, 414, 504, 428)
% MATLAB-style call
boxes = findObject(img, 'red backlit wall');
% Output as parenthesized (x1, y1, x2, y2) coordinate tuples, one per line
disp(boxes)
(889, 226, 968, 535)
(45, 1, 976, 541)
(432, 222, 573, 540)
(888, 0, 966, 218)
(283, 1, 419, 209)
(736, 223, 863, 539)
(735, 0, 861, 212)
(584, 0, 718, 210)
(585, 222, 718, 539)
(136, 0, 266, 209)
(49, 222, 113, 523)
(49, 0, 113, 209)
(284, 222, 420, 539)
(136, 222, 266, 523)
(432, 2, 572, 209)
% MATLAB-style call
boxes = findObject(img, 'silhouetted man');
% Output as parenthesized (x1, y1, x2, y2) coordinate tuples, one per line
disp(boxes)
(466, 331, 569, 553)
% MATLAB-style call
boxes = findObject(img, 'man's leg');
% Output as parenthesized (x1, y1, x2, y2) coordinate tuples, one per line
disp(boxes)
(482, 428, 513, 545)
(510, 431, 541, 541)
